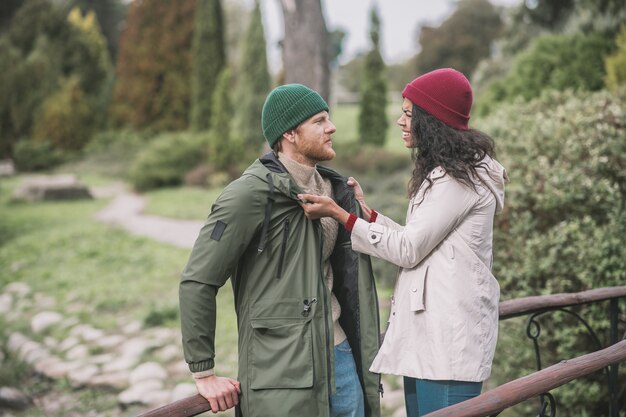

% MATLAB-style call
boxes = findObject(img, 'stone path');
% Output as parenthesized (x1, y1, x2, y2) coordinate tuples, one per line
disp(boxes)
(1, 185, 406, 417)
(1, 282, 197, 416)
(94, 190, 204, 249)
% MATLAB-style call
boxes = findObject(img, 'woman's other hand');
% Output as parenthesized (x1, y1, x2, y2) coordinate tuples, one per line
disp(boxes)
(347, 177, 373, 221)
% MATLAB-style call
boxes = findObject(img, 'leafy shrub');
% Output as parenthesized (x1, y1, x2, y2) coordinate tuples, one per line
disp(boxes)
(144, 304, 179, 327)
(12, 139, 64, 172)
(184, 163, 212, 187)
(475, 33, 613, 116)
(477, 89, 626, 414)
(129, 132, 209, 191)
(605, 25, 626, 90)
(32, 77, 97, 151)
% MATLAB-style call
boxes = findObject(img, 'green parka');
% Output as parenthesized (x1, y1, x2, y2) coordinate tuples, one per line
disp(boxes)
(180, 153, 381, 417)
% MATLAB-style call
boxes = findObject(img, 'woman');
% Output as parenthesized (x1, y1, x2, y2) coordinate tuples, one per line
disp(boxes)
(299, 68, 508, 416)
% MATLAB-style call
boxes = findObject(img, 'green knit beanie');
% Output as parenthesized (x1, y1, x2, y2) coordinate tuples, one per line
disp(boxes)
(262, 84, 329, 148)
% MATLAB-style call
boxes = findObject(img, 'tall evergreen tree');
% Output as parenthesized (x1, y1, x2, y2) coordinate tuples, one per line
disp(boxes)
(208, 68, 241, 171)
(190, 0, 226, 131)
(235, 0, 270, 151)
(111, 0, 195, 131)
(358, 6, 387, 147)
(66, 0, 127, 61)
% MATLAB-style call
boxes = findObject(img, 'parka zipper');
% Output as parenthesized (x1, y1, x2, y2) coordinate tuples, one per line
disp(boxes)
(317, 221, 333, 398)
(275, 219, 290, 279)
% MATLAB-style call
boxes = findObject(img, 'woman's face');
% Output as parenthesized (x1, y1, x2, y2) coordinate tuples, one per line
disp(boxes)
(397, 98, 414, 148)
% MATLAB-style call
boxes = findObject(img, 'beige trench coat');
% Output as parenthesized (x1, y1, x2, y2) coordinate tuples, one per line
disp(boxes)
(352, 156, 507, 382)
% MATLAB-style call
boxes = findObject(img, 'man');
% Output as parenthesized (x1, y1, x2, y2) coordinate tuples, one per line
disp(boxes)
(179, 84, 381, 417)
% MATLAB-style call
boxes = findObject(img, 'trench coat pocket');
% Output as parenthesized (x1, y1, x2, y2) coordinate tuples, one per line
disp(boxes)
(249, 318, 313, 389)
(409, 266, 428, 312)
(367, 222, 384, 244)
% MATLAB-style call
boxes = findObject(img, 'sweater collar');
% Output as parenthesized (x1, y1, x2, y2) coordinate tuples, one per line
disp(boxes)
(278, 152, 318, 189)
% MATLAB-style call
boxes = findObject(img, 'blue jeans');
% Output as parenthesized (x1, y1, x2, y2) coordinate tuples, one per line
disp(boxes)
(330, 339, 365, 417)
(403, 377, 482, 417)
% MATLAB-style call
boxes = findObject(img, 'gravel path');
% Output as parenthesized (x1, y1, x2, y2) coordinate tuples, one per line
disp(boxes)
(94, 188, 203, 249)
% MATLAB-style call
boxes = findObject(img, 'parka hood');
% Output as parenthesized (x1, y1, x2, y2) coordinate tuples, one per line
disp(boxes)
(245, 152, 346, 200)
(476, 156, 508, 214)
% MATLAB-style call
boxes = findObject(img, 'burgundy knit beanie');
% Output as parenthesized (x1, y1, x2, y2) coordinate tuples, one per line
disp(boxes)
(402, 68, 473, 130)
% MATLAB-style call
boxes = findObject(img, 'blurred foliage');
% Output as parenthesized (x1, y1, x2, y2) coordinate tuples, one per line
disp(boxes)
(519, 0, 575, 30)
(329, 29, 346, 68)
(12, 140, 65, 172)
(330, 143, 410, 177)
(234, 0, 271, 151)
(473, 0, 626, 110)
(0, 0, 21, 32)
(67, 7, 112, 76)
(605, 25, 626, 91)
(110, 0, 195, 131)
(337, 53, 366, 94)
(129, 132, 209, 191)
(64, 0, 127, 61)
(358, 7, 388, 146)
(190, 0, 226, 131)
(478, 89, 626, 415)
(68, 129, 149, 179)
(475, 32, 613, 116)
(33, 76, 97, 151)
(415, 0, 502, 77)
(0, 0, 112, 157)
(208, 68, 244, 174)
(144, 304, 179, 328)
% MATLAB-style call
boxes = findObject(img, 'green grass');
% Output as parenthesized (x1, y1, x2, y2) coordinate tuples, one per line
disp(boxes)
(0, 177, 234, 332)
(143, 186, 222, 220)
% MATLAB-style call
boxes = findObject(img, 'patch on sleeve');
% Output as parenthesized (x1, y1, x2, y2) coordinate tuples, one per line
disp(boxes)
(210, 220, 227, 241)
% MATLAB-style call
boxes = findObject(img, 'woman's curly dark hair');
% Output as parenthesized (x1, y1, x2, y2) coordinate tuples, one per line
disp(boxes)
(408, 104, 496, 199)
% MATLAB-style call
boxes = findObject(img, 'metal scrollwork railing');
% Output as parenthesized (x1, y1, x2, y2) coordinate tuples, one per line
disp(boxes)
(525, 307, 605, 416)
(519, 293, 623, 417)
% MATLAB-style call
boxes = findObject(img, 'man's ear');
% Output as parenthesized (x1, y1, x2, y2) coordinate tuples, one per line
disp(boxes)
(283, 130, 296, 143)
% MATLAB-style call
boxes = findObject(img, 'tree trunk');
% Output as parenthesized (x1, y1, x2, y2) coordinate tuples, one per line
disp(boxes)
(279, 0, 330, 102)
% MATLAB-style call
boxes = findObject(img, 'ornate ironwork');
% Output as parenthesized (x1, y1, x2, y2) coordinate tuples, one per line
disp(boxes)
(524, 305, 621, 417)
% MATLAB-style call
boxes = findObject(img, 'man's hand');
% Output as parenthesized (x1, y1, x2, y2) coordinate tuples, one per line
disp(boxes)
(195, 375, 241, 413)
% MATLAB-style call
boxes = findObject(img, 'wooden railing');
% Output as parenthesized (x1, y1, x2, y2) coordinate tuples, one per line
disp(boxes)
(137, 286, 626, 417)
(422, 339, 626, 417)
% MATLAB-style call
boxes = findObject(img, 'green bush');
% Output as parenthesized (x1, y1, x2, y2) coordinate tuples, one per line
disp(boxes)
(129, 132, 209, 191)
(32, 77, 97, 151)
(144, 304, 179, 327)
(477, 89, 626, 414)
(12, 139, 64, 172)
(475, 33, 613, 116)
(605, 25, 626, 90)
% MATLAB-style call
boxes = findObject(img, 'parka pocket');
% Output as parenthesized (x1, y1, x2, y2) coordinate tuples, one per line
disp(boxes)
(249, 298, 315, 390)
(249, 319, 313, 389)
(409, 266, 428, 312)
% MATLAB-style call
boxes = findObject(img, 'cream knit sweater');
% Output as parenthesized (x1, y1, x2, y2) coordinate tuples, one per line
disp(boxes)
(279, 153, 347, 346)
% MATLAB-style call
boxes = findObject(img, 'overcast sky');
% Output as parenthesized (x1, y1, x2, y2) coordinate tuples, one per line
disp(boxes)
(259, 0, 522, 71)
